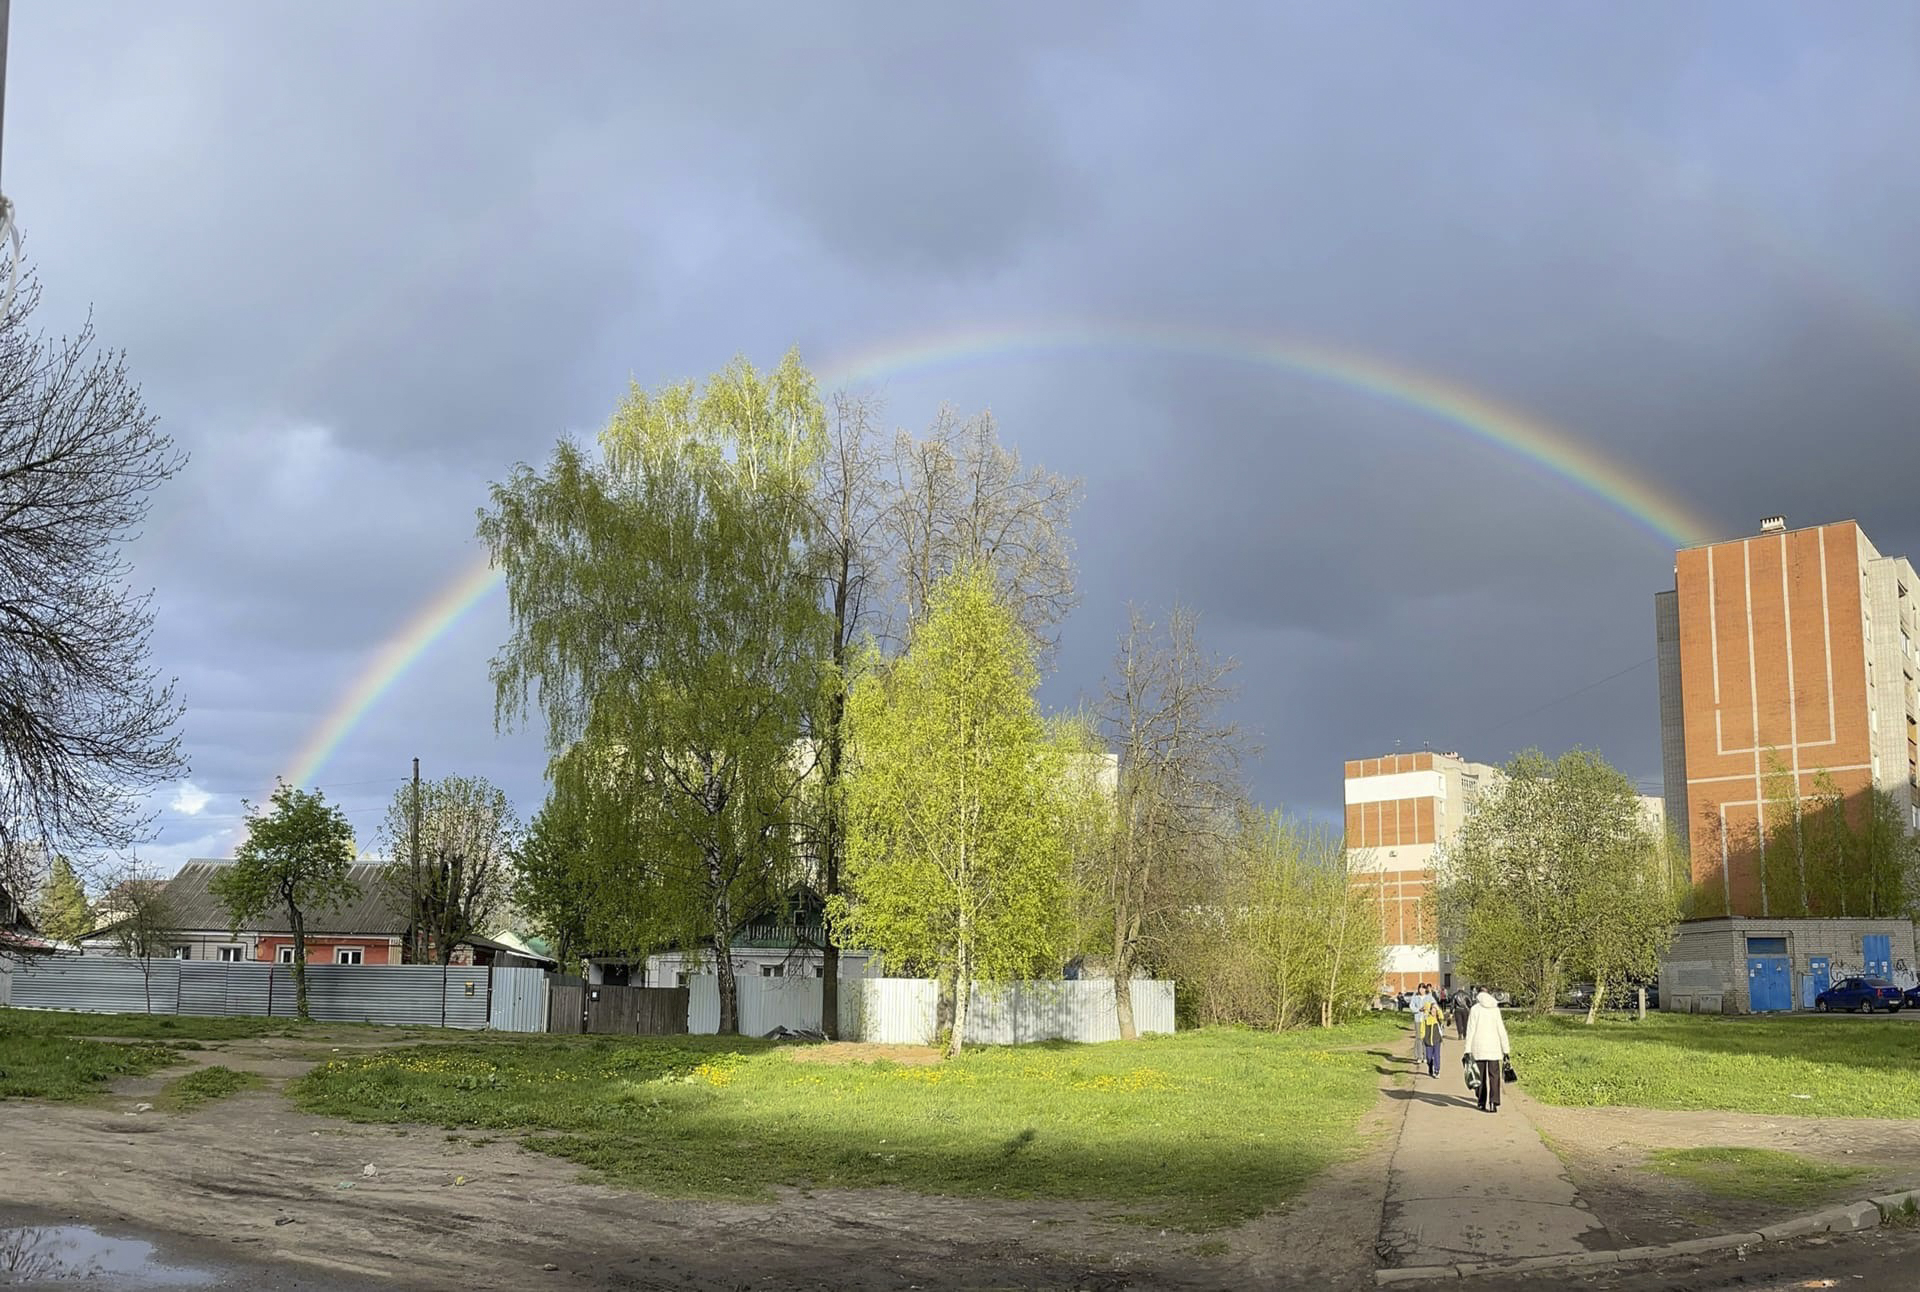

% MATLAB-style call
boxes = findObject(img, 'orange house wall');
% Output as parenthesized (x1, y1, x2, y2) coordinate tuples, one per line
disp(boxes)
(254, 936, 396, 965)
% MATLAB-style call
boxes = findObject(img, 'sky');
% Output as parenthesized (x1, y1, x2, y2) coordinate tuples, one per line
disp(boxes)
(11, 2, 1920, 874)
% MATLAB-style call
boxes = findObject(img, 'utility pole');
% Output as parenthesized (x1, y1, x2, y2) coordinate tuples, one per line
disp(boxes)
(410, 757, 422, 963)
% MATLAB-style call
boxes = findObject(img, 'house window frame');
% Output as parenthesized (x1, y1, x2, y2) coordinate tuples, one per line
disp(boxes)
(334, 947, 364, 965)
(217, 945, 244, 963)
(760, 963, 784, 978)
(276, 946, 295, 964)
(171, 946, 191, 960)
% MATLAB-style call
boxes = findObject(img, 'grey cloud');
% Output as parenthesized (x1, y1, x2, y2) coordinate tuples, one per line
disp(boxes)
(11, 2, 1920, 863)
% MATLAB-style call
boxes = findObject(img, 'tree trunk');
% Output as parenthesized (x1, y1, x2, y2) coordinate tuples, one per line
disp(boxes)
(711, 925, 739, 1035)
(1112, 906, 1137, 1041)
(290, 905, 311, 1022)
(947, 954, 971, 1058)
(820, 671, 847, 1040)
(1636, 984, 1647, 1022)
(821, 942, 842, 1040)
(1584, 973, 1608, 1025)
(704, 840, 739, 1035)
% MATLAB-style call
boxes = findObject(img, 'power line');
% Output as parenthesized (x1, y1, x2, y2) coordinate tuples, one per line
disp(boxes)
(1476, 655, 1657, 740)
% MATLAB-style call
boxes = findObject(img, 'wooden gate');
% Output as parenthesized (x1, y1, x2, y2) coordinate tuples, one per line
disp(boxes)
(585, 985, 689, 1035)
(548, 983, 586, 1034)
(549, 983, 689, 1035)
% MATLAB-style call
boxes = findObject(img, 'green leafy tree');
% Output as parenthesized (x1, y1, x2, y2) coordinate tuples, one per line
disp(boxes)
(481, 354, 830, 1034)
(1170, 811, 1382, 1030)
(1753, 760, 1920, 919)
(831, 566, 1076, 1058)
(510, 787, 600, 970)
(1433, 749, 1679, 1020)
(33, 856, 93, 944)
(211, 782, 357, 1022)
(378, 774, 519, 964)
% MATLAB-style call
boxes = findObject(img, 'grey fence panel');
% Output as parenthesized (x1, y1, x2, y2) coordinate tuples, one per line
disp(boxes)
(12, 956, 181, 1014)
(489, 966, 549, 1032)
(686, 974, 719, 1034)
(839, 978, 938, 1044)
(264, 964, 490, 1028)
(179, 960, 232, 1015)
(964, 979, 1176, 1045)
(740, 976, 822, 1036)
(1128, 980, 1175, 1035)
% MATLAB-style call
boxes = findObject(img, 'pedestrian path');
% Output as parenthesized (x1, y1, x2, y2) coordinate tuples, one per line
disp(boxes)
(1377, 1034, 1611, 1267)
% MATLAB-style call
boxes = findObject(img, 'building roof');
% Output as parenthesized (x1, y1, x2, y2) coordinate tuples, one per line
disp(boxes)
(126, 859, 412, 937)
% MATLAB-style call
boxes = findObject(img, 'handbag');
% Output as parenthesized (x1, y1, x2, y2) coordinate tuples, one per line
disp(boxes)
(1502, 1059, 1519, 1085)
(1462, 1054, 1482, 1091)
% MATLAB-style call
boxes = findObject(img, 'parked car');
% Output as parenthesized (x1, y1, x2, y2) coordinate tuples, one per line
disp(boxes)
(1815, 977, 1905, 1013)
(1903, 983, 1920, 1010)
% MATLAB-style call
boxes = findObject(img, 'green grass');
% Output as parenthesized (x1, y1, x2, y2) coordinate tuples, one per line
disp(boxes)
(293, 1023, 1403, 1229)
(1644, 1147, 1866, 1205)
(159, 1065, 263, 1111)
(1508, 1014, 1920, 1118)
(0, 1029, 179, 1100)
(0, 1008, 298, 1041)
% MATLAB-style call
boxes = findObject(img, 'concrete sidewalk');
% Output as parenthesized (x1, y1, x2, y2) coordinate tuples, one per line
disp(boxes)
(1378, 1037, 1611, 1267)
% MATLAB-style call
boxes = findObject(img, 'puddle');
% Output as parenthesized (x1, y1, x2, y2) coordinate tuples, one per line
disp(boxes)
(0, 1225, 209, 1286)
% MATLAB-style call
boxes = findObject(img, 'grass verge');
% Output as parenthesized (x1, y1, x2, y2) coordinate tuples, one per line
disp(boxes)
(0, 1029, 178, 1100)
(1644, 1147, 1866, 1205)
(159, 1065, 264, 1111)
(293, 1023, 1401, 1228)
(1508, 1014, 1920, 1117)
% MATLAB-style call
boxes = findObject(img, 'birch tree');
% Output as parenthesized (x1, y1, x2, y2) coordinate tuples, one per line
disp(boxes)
(481, 354, 829, 1034)
(831, 566, 1075, 1057)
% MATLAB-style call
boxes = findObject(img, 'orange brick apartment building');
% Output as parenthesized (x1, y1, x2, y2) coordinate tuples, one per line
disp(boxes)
(1656, 518, 1920, 916)
(1343, 750, 1501, 993)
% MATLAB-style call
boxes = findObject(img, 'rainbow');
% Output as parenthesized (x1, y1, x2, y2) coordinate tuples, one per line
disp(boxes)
(271, 323, 1719, 791)
(275, 555, 500, 793)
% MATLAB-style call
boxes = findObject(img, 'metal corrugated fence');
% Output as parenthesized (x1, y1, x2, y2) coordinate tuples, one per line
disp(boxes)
(489, 966, 550, 1032)
(683, 975, 1172, 1044)
(6, 957, 506, 1030)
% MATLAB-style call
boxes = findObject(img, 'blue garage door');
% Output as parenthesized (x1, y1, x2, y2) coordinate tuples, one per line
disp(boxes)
(1747, 956, 1791, 1012)
(1864, 935, 1892, 980)
(1805, 956, 1830, 1009)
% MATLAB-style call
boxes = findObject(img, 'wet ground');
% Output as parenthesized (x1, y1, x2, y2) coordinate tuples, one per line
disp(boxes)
(0, 1209, 392, 1290)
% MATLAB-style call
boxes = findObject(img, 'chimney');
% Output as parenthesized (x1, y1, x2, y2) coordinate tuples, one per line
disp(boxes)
(1760, 516, 1785, 533)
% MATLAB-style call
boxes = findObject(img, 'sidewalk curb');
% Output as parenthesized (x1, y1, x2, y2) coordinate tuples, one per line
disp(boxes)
(1372, 1187, 1920, 1285)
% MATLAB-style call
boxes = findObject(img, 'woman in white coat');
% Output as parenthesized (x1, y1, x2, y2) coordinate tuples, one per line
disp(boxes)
(1462, 989, 1512, 1113)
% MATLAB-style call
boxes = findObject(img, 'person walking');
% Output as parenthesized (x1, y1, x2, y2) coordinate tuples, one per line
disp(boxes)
(1451, 986, 1471, 1040)
(1418, 998, 1445, 1078)
(1408, 982, 1432, 1050)
(1462, 988, 1512, 1113)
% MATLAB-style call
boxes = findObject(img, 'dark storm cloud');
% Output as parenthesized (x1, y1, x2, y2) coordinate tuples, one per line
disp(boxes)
(10, 1, 1920, 864)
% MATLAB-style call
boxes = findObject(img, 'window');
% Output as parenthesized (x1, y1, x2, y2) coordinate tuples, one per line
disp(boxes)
(218, 946, 244, 962)
(334, 947, 364, 965)
(277, 946, 295, 964)
(172, 947, 191, 960)
(1746, 936, 1788, 955)
(676, 971, 688, 987)
(760, 964, 784, 978)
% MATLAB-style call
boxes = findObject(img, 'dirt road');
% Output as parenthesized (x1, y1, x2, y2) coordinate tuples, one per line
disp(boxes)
(0, 1035, 1391, 1291)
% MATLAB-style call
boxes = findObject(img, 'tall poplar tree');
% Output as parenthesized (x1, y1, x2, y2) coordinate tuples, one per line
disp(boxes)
(831, 566, 1076, 1057)
(481, 354, 829, 1035)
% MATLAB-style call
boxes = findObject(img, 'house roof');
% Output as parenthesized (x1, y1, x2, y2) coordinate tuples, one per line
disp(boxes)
(122, 859, 412, 937)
